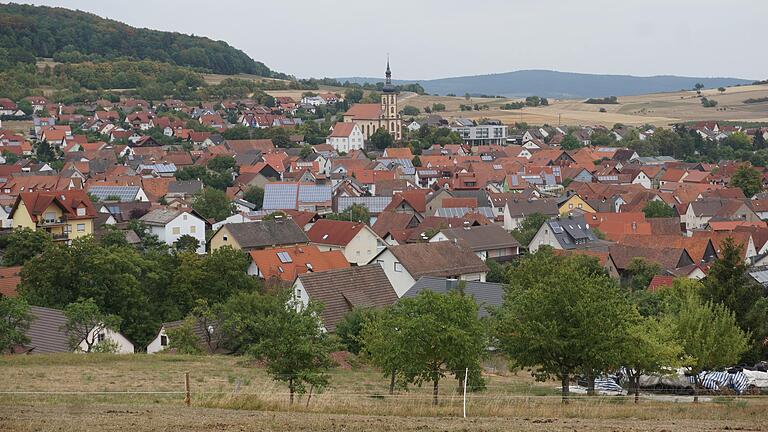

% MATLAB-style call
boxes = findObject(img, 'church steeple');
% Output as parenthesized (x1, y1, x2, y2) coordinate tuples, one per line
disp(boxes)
(383, 56, 396, 94)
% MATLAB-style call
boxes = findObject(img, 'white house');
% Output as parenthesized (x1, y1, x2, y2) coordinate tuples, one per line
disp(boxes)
(370, 242, 489, 297)
(327, 123, 365, 153)
(139, 208, 207, 254)
(306, 219, 384, 266)
(24, 305, 134, 354)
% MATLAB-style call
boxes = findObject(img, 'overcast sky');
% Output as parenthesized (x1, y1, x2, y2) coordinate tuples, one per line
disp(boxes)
(13, 0, 767, 80)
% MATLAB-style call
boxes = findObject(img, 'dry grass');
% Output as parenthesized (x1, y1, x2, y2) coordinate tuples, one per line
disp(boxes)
(1, 354, 767, 431)
(402, 84, 768, 127)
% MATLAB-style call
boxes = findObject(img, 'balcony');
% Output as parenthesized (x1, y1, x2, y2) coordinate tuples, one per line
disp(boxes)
(51, 233, 70, 241)
(37, 219, 66, 227)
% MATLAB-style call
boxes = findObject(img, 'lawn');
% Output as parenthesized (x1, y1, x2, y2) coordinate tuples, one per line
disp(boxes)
(1, 354, 766, 431)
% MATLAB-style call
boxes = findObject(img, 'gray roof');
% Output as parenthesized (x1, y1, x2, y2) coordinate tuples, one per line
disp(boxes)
(140, 208, 186, 225)
(337, 196, 393, 214)
(263, 183, 331, 210)
(403, 277, 504, 318)
(436, 207, 495, 219)
(296, 264, 398, 332)
(506, 198, 559, 218)
(439, 224, 520, 252)
(88, 185, 141, 202)
(219, 219, 308, 249)
(25, 306, 70, 354)
(137, 163, 177, 174)
(546, 215, 606, 250)
(167, 180, 203, 195)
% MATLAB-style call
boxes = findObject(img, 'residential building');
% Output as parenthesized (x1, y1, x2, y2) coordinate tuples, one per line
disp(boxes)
(292, 264, 398, 332)
(247, 245, 350, 281)
(429, 223, 520, 261)
(147, 319, 227, 354)
(371, 242, 489, 297)
(327, 123, 365, 153)
(528, 215, 609, 252)
(403, 277, 504, 318)
(139, 208, 207, 254)
(451, 123, 508, 146)
(306, 219, 384, 265)
(9, 190, 98, 242)
(21, 306, 134, 354)
(209, 219, 309, 251)
(503, 198, 559, 231)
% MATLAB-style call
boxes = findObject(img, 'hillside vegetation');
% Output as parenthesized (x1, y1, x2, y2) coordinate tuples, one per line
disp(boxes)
(0, 3, 282, 77)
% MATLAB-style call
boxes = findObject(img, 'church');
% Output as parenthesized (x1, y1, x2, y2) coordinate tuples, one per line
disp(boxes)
(342, 60, 403, 141)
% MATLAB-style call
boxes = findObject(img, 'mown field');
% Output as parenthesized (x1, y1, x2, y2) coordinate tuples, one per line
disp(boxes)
(1, 354, 767, 431)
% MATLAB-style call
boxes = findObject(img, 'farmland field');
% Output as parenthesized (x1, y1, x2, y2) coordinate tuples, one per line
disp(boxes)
(1, 354, 766, 431)
(400, 84, 768, 127)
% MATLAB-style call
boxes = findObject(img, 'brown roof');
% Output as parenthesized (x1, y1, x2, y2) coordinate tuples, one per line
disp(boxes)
(372, 211, 419, 238)
(329, 123, 357, 137)
(0, 266, 22, 297)
(386, 242, 489, 278)
(344, 104, 382, 120)
(225, 139, 275, 155)
(619, 234, 714, 263)
(307, 219, 368, 246)
(438, 224, 520, 251)
(24, 306, 71, 354)
(296, 264, 397, 332)
(609, 244, 693, 271)
(648, 275, 676, 292)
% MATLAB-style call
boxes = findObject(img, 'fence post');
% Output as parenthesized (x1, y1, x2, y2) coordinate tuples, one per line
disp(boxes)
(184, 372, 191, 406)
(463, 367, 468, 418)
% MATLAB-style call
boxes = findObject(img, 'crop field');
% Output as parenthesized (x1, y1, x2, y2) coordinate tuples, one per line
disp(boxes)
(401, 84, 768, 127)
(1, 354, 766, 431)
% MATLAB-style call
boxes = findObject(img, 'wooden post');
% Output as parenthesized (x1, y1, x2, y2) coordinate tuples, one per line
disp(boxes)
(462, 368, 468, 418)
(184, 372, 190, 406)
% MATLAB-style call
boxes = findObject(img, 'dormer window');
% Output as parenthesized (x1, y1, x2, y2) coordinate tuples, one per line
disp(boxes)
(76, 207, 86, 217)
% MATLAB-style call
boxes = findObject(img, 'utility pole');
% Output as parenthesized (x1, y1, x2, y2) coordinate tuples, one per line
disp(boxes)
(462, 367, 468, 418)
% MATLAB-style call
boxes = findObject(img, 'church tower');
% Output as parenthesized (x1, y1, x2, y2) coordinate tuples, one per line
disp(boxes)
(380, 58, 402, 140)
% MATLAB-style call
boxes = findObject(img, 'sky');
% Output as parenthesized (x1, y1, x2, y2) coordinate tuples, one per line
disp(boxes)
(12, 0, 768, 80)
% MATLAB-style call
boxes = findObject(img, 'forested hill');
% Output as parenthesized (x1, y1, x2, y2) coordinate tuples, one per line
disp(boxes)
(0, 3, 282, 77)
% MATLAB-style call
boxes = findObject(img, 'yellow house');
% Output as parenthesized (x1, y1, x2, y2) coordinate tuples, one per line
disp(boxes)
(558, 193, 596, 216)
(10, 190, 98, 242)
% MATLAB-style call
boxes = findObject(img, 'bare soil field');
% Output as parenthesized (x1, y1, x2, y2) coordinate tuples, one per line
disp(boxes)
(0, 354, 766, 432)
(402, 84, 768, 127)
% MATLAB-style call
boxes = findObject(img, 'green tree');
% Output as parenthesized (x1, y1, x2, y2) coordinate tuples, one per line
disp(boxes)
(625, 258, 661, 292)
(166, 316, 203, 355)
(754, 131, 766, 150)
(718, 87, 726, 94)
(401, 105, 420, 116)
(363, 290, 486, 405)
(701, 237, 767, 361)
(510, 213, 548, 247)
(173, 234, 200, 253)
(326, 204, 370, 224)
(495, 249, 637, 402)
(431, 103, 446, 112)
(3, 228, 52, 266)
(336, 308, 379, 355)
(622, 316, 682, 402)
(250, 290, 334, 404)
(242, 186, 264, 210)
(63, 298, 122, 353)
(560, 134, 582, 150)
(344, 88, 364, 104)
(192, 188, 235, 221)
(411, 155, 422, 167)
(0, 296, 32, 353)
(730, 165, 763, 197)
(642, 200, 676, 218)
(369, 127, 394, 150)
(671, 293, 749, 402)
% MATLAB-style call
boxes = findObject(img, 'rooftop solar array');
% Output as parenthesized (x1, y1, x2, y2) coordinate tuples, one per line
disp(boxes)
(297, 185, 331, 204)
(262, 183, 298, 210)
(338, 196, 393, 214)
(436, 207, 495, 219)
(137, 163, 177, 173)
(277, 251, 293, 263)
(88, 185, 140, 202)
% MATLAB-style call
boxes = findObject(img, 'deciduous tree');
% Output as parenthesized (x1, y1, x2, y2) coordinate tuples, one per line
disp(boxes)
(0, 296, 32, 353)
(63, 298, 122, 353)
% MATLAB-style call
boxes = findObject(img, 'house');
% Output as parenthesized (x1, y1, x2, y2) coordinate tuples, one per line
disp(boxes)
(684, 199, 761, 231)
(609, 245, 695, 279)
(10, 190, 98, 242)
(292, 264, 398, 332)
(557, 193, 597, 216)
(307, 219, 384, 265)
(327, 123, 365, 153)
(209, 219, 309, 251)
(87, 185, 149, 202)
(21, 306, 134, 354)
(0, 266, 22, 297)
(429, 223, 520, 261)
(248, 244, 350, 281)
(450, 124, 508, 145)
(403, 277, 504, 318)
(503, 198, 559, 231)
(139, 209, 207, 254)
(146, 318, 228, 354)
(371, 242, 489, 297)
(262, 183, 332, 213)
(528, 215, 609, 253)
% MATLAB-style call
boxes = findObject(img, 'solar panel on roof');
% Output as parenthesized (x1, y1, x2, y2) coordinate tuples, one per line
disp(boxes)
(277, 251, 293, 263)
(551, 222, 564, 234)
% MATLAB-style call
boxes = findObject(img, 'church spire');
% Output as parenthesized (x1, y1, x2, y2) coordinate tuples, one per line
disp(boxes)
(383, 56, 396, 93)
(385, 56, 392, 85)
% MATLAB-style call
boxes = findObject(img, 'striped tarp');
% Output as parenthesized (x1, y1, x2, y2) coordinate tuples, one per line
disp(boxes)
(688, 371, 750, 394)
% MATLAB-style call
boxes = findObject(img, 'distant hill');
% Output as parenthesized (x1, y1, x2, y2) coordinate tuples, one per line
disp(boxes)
(338, 70, 754, 99)
(0, 3, 283, 77)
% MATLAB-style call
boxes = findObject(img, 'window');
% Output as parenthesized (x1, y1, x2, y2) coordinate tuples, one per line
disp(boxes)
(44, 212, 56, 223)
(190, 226, 196, 234)
(76, 207, 86, 216)
(577, 203, 582, 209)
(160, 335, 168, 346)
(172, 227, 180, 235)
(183, 214, 187, 220)
(77, 223, 85, 232)
(394, 262, 403, 272)
(97, 333, 106, 342)
(569, 203, 573, 209)
(222, 235, 228, 242)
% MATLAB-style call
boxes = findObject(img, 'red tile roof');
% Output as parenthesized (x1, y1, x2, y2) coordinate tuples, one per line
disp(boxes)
(344, 104, 382, 119)
(0, 266, 22, 297)
(329, 123, 357, 137)
(249, 245, 349, 281)
(307, 219, 368, 246)
(648, 275, 675, 292)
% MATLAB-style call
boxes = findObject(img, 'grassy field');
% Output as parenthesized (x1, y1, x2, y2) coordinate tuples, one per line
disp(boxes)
(401, 84, 768, 127)
(1, 354, 767, 431)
